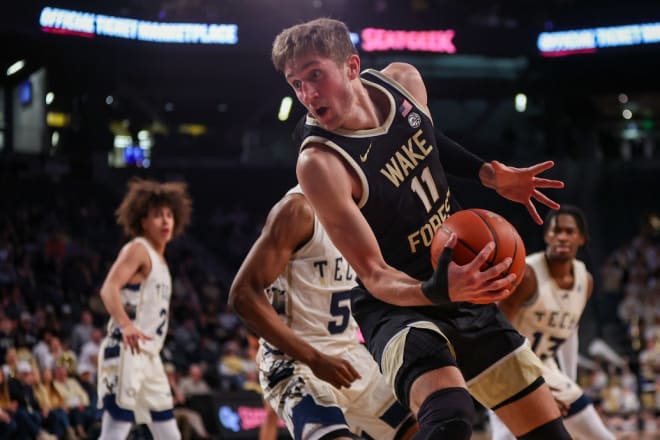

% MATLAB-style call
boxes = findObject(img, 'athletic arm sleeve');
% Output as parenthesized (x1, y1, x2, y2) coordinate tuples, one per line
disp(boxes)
(434, 128, 485, 181)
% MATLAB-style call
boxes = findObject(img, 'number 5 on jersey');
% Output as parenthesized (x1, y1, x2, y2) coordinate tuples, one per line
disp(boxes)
(328, 291, 352, 334)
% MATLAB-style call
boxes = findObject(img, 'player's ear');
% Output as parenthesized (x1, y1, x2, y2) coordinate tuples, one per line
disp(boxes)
(346, 54, 360, 79)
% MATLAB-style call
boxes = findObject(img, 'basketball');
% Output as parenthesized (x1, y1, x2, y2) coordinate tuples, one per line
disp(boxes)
(430, 209, 526, 288)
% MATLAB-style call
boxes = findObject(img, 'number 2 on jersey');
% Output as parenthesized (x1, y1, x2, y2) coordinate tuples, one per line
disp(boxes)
(411, 166, 440, 212)
(328, 291, 352, 334)
(156, 308, 167, 336)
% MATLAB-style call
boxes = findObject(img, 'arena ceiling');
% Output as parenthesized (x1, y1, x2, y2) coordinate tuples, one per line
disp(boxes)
(1, 0, 659, 158)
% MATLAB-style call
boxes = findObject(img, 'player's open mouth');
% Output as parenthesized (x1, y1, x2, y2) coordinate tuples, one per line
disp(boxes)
(316, 107, 329, 117)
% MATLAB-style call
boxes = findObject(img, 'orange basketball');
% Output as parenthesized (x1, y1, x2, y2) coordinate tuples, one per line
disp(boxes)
(430, 209, 526, 289)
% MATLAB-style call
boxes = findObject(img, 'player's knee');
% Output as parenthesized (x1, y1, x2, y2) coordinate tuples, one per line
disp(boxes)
(395, 328, 456, 408)
(517, 417, 571, 440)
(414, 387, 474, 440)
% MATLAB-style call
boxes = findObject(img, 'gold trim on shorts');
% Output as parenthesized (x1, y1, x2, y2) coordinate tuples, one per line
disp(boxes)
(380, 321, 455, 396)
(466, 340, 543, 409)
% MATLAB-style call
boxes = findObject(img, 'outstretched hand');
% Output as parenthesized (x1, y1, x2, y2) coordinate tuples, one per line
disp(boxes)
(480, 160, 564, 224)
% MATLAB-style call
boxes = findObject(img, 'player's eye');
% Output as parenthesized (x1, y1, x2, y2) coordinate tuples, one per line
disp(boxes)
(291, 80, 302, 90)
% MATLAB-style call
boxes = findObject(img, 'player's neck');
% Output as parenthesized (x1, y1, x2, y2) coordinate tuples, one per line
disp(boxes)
(544, 254, 574, 283)
(142, 234, 167, 257)
(365, 82, 389, 124)
(343, 82, 387, 130)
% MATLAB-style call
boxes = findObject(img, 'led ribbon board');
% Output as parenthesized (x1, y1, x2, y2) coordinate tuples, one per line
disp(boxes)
(538, 22, 660, 57)
(39, 6, 238, 44)
(358, 28, 456, 53)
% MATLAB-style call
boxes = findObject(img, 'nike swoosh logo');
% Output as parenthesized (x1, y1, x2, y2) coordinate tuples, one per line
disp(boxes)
(360, 142, 373, 163)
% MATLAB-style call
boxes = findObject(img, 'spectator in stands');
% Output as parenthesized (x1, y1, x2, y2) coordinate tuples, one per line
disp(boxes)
(43, 306, 62, 336)
(200, 274, 221, 304)
(218, 340, 249, 391)
(8, 360, 57, 440)
(69, 310, 94, 355)
(42, 336, 66, 371)
(32, 329, 55, 371)
(179, 364, 211, 398)
(620, 386, 641, 415)
(217, 304, 241, 338)
(0, 367, 18, 438)
(643, 298, 660, 343)
(15, 311, 39, 350)
(76, 363, 101, 438)
(174, 318, 201, 365)
(78, 327, 102, 383)
(194, 332, 222, 369)
(639, 336, 660, 378)
(0, 315, 16, 364)
(641, 409, 658, 439)
(2, 347, 16, 378)
(53, 363, 89, 439)
(619, 360, 638, 393)
(33, 367, 72, 439)
(166, 363, 210, 440)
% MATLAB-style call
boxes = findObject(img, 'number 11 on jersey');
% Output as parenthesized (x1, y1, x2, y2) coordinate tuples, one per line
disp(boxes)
(411, 166, 440, 212)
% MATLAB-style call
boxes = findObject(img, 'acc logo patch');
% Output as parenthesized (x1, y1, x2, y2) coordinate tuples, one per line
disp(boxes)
(407, 112, 421, 128)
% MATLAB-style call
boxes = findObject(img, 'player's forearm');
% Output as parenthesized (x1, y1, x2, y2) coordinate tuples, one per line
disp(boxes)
(434, 128, 485, 181)
(362, 267, 434, 307)
(99, 283, 132, 327)
(230, 288, 321, 365)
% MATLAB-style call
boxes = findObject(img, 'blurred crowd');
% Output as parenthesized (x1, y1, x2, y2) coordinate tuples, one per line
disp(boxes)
(576, 213, 660, 439)
(0, 179, 263, 439)
(0, 176, 658, 439)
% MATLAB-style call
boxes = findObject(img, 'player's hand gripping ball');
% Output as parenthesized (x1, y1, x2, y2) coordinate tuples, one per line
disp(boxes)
(430, 209, 526, 290)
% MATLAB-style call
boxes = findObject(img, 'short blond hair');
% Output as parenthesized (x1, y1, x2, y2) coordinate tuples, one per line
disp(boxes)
(271, 18, 357, 72)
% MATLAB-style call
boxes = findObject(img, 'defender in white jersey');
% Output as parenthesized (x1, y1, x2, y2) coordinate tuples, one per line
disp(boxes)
(490, 206, 615, 440)
(230, 186, 416, 440)
(98, 178, 192, 440)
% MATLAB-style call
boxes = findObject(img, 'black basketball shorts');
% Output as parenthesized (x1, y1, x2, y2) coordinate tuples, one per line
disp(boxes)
(350, 285, 543, 409)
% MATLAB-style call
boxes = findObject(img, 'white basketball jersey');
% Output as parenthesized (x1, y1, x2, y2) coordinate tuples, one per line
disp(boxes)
(105, 237, 172, 355)
(511, 252, 588, 361)
(264, 186, 359, 354)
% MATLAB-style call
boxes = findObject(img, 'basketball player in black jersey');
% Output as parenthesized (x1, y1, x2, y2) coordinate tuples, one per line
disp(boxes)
(272, 18, 570, 440)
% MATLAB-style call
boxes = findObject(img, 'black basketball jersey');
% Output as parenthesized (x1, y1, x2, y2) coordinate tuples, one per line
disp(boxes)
(300, 69, 459, 280)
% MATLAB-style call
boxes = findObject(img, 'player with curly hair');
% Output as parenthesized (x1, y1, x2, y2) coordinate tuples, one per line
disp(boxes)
(98, 178, 192, 440)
